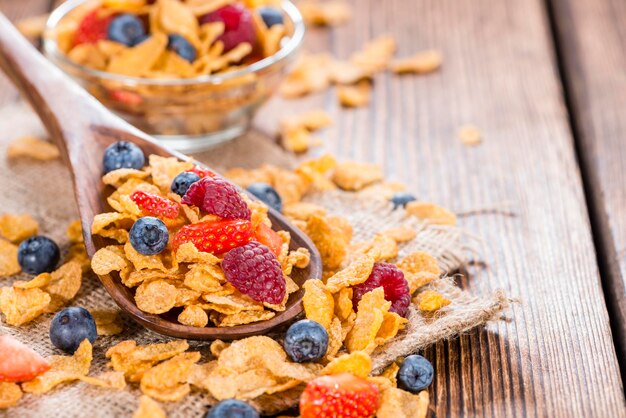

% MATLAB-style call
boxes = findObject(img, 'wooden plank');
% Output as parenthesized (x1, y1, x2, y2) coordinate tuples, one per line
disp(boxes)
(255, 0, 625, 415)
(0, 0, 51, 106)
(549, 0, 626, 377)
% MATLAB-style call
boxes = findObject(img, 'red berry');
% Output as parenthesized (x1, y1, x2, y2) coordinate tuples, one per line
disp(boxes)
(181, 177, 251, 221)
(222, 242, 285, 304)
(130, 190, 180, 219)
(254, 223, 283, 256)
(0, 335, 50, 382)
(73, 9, 113, 46)
(187, 165, 217, 179)
(300, 373, 379, 418)
(352, 262, 411, 317)
(200, 4, 257, 52)
(172, 219, 254, 254)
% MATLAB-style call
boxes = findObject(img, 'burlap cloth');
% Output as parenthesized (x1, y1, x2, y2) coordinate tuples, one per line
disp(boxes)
(0, 105, 509, 417)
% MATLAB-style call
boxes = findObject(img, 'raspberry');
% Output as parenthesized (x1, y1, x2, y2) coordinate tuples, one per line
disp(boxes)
(131, 190, 180, 219)
(352, 262, 411, 317)
(200, 4, 257, 52)
(181, 177, 251, 220)
(73, 10, 113, 46)
(172, 219, 254, 254)
(300, 373, 379, 418)
(222, 242, 285, 304)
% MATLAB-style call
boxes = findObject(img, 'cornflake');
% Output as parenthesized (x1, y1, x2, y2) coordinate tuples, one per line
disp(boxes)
(6, 136, 60, 161)
(140, 352, 201, 402)
(377, 387, 430, 418)
(321, 351, 372, 378)
(306, 215, 348, 271)
(91, 309, 124, 336)
(299, 0, 352, 26)
(458, 124, 482, 146)
(345, 288, 390, 353)
(106, 340, 189, 382)
(405, 201, 457, 225)
(326, 254, 375, 293)
(0, 239, 20, 277)
(302, 280, 334, 330)
(337, 81, 371, 108)
(414, 290, 451, 312)
(135, 280, 178, 314)
(0, 382, 22, 409)
(0, 287, 50, 326)
(332, 161, 383, 191)
(133, 396, 167, 418)
(0, 213, 38, 243)
(389, 49, 442, 74)
(178, 305, 209, 327)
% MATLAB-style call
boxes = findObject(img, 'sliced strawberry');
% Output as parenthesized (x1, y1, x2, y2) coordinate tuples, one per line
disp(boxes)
(187, 165, 217, 179)
(255, 223, 283, 257)
(0, 335, 50, 382)
(300, 373, 379, 418)
(131, 190, 180, 219)
(73, 9, 113, 46)
(172, 219, 254, 254)
(109, 89, 143, 106)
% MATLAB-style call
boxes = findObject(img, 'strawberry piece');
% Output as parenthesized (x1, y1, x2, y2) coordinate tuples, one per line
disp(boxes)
(181, 177, 251, 221)
(131, 191, 180, 219)
(187, 165, 217, 179)
(254, 223, 283, 256)
(172, 219, 254, 254)
(73, 9, 113, 46)
(0, 335, 50, 382)
(300, 373, 379, 418)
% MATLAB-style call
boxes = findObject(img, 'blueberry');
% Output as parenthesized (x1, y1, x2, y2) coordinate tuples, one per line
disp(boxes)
(17, 236, 60, 275)
(390, 192, 417, 209)
(206, 399, 259, 418)
(167, 34, 197, 62)
(171, 172, 201, 197)
(50, 307, 97, 354)
(107, 14, 146, 46)
(129, 217, 169, 255)
(246, 183, 282, 213)
(397, 354, 434, 393)
(103, 141, 145, 174)
(258, 7, 284, 27)
(284, 319, 328, 363)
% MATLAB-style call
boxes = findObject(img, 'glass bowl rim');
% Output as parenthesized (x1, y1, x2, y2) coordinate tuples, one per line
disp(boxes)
(43, 0, 305, 87)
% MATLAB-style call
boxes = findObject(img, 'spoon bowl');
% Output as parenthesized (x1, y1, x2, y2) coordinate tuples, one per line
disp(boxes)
(0, 14, 322, 340)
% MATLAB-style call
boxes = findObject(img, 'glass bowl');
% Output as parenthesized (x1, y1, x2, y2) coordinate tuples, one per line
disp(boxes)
(43, 0, 305, 152)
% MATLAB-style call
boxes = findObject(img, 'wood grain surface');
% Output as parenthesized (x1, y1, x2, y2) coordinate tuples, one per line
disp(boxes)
(549, 0, 626, 379)
(0, 0, 625, 416)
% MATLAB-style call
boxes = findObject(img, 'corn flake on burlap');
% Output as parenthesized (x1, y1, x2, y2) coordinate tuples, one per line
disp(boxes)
(0, 106, 508, 417)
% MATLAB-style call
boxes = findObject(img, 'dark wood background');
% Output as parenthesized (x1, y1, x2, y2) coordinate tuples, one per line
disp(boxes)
(1, 0, 625, 416)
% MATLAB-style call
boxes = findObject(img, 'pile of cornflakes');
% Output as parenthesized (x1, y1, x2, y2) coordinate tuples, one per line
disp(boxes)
(55, 0, 289, 79)
(90, 155, 310, 328)
(0, 216, 92, 327)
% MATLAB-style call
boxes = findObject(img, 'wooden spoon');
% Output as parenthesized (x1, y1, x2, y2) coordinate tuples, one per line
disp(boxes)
(0, 14, 322, 340)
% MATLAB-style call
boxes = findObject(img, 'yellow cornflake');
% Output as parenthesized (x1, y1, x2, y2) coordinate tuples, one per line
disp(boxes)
(175, 242, 220, 265)
(405, 201, 457, 225)
(22, 340, 93, 394)
(0, 239, 20, 277)
(458, 124, 482, 146)
(178, 305, 209, 328)
(140, 352, 201, 402)
(16, 13, 49, 38)
(325, 317, 343, 360)
(0, 213, 38, 243)
(107, 33, 168, 76)
(133, 396, 167, 418)
(44, 261, 83, 312)
(380, 362, 399, 387)
(397, 251, 441, 293)
(0, 382, 22, 409)
(302, 280, 334, 331)
(91, 309, 124, 336)
(0, 287, 50, 326)
(326, 254, 375, 293)
(345, 288, 390, 353)
(280, 53, 332, 98)
(337, 81, 371, 108)
(332, 161, 383, 191)
(211, 310, 276, 327)
(377, 387, 430, 418)
(306, 214, 348, 271)
(375, 311, 408, 345)
(66, 220, 84, 243)
(333, 287, 353, 321)
(350, 35, 397, 73)
(148, 155, 194, 193)
(321, 351, 372, 378)
(380, 226, 416, 243)
(135, 279, 178, 314)
(106, 340, 189, 382)
(6, 136, 60, 161)
(102, 168, 150, 188)
(389, 49, 442, 74)
(414, 290, 451, 313)
(283, 202, 327, 221)
(299, 0, 352, 26)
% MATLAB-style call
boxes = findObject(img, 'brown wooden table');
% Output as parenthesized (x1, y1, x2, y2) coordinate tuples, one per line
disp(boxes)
(1, 0, 625, 416)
